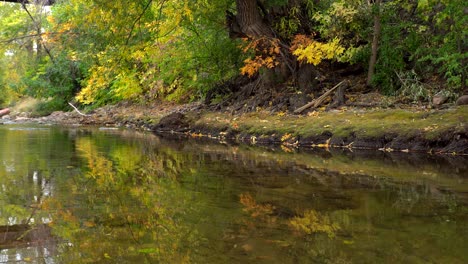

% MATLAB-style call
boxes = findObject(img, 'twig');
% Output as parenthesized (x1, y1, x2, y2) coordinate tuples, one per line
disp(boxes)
(125, 0, 153, 45)
(294, 80, 346, 114)
(394, 70, 406, 87)
(68, 102, 89, 116)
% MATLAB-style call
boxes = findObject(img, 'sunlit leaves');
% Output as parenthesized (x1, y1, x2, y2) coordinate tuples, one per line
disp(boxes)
(63, 0, 240, 104)
(312, 0, 369, 45)
(292, 36, 345, 66)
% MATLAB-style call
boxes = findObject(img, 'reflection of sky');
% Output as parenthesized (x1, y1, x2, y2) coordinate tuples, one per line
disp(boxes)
(0, 169, 53, 225)
(2, 160, 15, 173)
(0, 246, 57, 264)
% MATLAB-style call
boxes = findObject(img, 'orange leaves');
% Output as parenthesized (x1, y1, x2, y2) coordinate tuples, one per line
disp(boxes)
(241, 55, 278, 77)
(239, 34, 346, 76)
(290, 34, 314, 51)
(240, 37, 281, 77)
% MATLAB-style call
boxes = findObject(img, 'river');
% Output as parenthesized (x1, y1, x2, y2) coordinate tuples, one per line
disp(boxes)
(0, 124, 467, 263)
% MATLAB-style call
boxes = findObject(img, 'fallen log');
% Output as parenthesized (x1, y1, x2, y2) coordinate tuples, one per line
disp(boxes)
(294, 81, 346, 114)
(0, 108, 10, 117)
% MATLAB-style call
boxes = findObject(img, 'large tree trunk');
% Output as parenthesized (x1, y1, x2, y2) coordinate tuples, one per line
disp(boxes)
(235, 0, 273, 38)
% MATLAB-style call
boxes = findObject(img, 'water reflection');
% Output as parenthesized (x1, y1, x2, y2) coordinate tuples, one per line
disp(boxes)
(0, 124, 467, 263)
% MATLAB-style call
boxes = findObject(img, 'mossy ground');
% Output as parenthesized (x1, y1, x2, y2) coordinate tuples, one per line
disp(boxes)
(193, 106, 467, 142)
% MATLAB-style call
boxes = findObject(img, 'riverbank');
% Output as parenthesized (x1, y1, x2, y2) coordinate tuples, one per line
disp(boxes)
(2, 101, 467, 155)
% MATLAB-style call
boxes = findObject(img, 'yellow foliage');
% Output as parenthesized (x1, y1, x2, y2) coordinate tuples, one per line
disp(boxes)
(291, 36, 345, 66)
(290, 209, 340, 238)
(281, 133, 292, 142)
(113, 72, 142, 100)
(75, 86, 96, 105)
(76, 64, 113, 104)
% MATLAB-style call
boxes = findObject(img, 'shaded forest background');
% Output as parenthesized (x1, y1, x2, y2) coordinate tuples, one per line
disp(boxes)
(0, 0, 466, 114)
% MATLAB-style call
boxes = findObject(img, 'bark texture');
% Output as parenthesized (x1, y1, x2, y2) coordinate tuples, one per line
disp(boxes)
(234, 0, 273, 38)
(367, 0, 382, 86)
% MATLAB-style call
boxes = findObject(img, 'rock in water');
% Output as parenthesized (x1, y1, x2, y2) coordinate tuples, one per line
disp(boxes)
(455, 95, 468, 106)
(154, 112, 189, 132)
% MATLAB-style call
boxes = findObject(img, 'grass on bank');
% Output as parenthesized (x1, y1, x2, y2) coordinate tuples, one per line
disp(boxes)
(194, 106, 468, 141)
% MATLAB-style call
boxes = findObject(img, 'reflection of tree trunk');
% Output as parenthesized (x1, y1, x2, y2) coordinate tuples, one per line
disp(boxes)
(367, 0, 382, 87)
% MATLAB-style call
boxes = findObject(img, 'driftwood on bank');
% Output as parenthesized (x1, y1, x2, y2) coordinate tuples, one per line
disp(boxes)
(68, 102, 89, 116)
(294, 80, 346, 114)
(0, 108, 10, 117)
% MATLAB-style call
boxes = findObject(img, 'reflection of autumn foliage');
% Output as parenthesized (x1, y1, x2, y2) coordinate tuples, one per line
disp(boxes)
(41, 137, 198, 263)
(76, 138, 115, 185)
(289, 209, 340, 238)
(238, 193, 278, 237)
(240, 193, 275, 219)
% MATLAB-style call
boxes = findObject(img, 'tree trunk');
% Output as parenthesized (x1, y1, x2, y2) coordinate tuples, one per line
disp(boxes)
(235, 0, 273, 38)
(367, 0, 382, 87)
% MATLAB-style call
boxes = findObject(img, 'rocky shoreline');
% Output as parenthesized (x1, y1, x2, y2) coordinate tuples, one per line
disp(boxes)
(2, 103, 467, 155)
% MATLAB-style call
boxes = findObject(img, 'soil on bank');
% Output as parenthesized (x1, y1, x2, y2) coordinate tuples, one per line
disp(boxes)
(3, 99, 467, 155)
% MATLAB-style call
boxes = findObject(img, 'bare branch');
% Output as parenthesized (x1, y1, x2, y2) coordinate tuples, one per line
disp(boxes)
(20, 1, 55, 62)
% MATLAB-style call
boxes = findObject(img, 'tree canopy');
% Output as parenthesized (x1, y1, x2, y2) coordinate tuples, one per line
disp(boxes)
(0, 0, 466, 111)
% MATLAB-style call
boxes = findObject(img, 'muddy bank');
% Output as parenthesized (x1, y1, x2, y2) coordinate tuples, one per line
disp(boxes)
(153, 107, 468, 155)
(184, 124, 468, 155)
(2, 102, 467, 155)
(146, 106, 468, 155)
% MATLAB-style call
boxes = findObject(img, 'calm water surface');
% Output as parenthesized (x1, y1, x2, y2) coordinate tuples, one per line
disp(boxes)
(0, 124, 467, 263)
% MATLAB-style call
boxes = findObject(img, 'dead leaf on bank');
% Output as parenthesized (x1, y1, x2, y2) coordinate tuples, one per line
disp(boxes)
(308, 111, 320, 117)
(423, 125, 439, 131)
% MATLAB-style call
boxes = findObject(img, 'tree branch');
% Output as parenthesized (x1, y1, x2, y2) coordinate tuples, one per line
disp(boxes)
(20, 1, 55, 62)
(68, 102, 89, 116)
(294, 80, 346, 114)
(125, 0, 153, 45)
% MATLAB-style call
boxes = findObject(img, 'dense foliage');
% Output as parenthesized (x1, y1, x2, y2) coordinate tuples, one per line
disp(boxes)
(0, 0, 466, 110)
